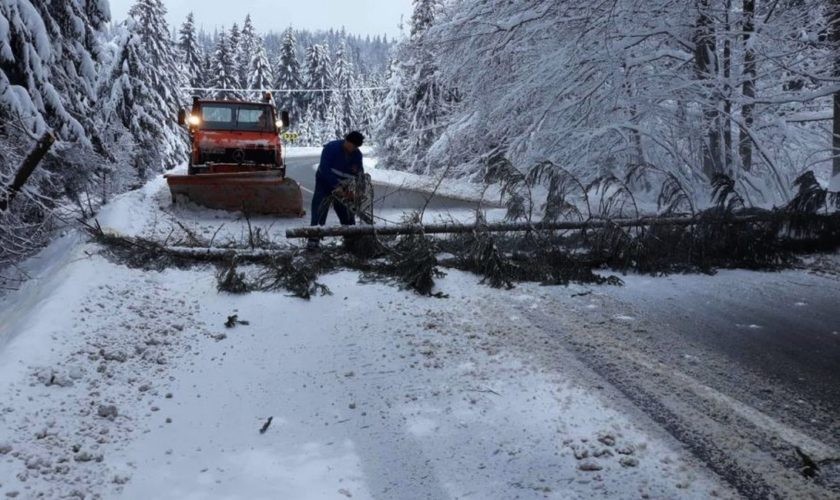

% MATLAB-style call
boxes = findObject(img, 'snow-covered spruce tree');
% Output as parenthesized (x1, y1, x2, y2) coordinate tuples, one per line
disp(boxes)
(178, 12, 204, 89)
(332, 41, 358, 134)
(34, 0, 111, 146)
(228, 23, 242, 88)
(248, 44, 274, 92)
(353, 73, 382, 139)
(374, 0, 449, 174)
(304, 44, 334, 121)
(322, 96, 343, 141)
(211, 32, 238, 99)
(0, 0, 111, 144)
(102, 0, 187, 180)
(15, 0, 114, 208)
(298, 106, 318, 146)
(274, 28, 305, 119)
(238, 15, 259, 94)
(199, 51, 215, 98)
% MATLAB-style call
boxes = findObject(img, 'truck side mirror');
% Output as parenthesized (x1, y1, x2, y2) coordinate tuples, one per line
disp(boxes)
(177, 109, 186, 126)
(281, 110, 291, 128)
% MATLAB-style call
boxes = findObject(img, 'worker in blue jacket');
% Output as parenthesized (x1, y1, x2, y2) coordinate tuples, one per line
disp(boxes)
(308, 131, 365, 249)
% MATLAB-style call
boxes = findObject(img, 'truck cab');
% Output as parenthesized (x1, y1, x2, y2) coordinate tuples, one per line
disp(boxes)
(178, 97, 290, 176)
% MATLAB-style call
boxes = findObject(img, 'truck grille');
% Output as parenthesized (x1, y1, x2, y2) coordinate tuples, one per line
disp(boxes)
(199, 148, 277, 166)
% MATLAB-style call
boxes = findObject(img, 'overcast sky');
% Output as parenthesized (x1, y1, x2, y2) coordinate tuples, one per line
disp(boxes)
(109, 0, 412, 38)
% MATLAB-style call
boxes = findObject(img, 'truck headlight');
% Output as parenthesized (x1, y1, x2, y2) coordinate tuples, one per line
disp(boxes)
(275, 119, 284, 129)
(187, 115, 201, 126)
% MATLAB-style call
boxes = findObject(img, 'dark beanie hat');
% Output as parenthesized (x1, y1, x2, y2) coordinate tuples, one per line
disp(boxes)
(345, 131, 365, 147)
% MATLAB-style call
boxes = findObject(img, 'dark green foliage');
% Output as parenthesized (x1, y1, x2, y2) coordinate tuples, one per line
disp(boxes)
(217, 260, 248, 294)
(528, 161, 590, 221)
(442, 230, 622, 288)
(788, 171, 840, 214)
(711, 174, 745, 213)
(385, 232, 445, 296)
(84, 220, 199, 271)
(251, 252, 333, 299)
(454, 230, 516, 289)
(586, 175, 640, 218)
(625, 163, 695, 215)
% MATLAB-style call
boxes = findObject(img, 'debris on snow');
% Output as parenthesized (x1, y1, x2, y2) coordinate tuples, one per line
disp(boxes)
(259, 417, 273, 434)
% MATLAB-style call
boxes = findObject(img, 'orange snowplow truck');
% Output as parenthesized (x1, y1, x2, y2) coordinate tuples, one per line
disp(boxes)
(165, 95, 304, 217)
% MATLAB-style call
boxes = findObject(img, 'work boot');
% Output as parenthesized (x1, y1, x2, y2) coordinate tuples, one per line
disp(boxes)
(305, 238, 320, 252)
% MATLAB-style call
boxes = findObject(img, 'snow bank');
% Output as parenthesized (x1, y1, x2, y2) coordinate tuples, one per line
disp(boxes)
(367, 157, 500, 205)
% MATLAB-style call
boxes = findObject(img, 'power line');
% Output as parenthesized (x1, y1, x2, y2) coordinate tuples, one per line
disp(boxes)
(180, 86, 388, 94)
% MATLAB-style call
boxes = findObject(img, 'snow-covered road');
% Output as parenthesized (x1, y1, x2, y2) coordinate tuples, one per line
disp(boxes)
(0, 156, 837, 498)
(0, 242, 729, 499)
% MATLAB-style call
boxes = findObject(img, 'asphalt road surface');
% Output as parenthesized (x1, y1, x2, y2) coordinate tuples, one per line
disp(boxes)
(284, 154, 482, 216)
(521, 267, 840, 497)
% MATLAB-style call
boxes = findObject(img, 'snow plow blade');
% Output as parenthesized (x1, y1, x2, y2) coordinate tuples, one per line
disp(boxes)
(165, 171, 304, 217)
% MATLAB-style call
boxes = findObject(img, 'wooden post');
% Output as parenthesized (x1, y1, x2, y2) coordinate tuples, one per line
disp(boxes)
(0, 132, 56, 212)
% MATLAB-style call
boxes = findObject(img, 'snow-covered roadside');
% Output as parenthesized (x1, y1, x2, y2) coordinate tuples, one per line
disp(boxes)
(0, 241, 214, 498)
(0, 172, 737, 498)
(94, 168, 303, 246)
(365, 157, 500, 205)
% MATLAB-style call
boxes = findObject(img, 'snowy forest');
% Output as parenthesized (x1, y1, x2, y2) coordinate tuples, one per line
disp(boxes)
(0, 0, 392, 269)
(3, 0, 840, 268)
(379, 0, 840, 205)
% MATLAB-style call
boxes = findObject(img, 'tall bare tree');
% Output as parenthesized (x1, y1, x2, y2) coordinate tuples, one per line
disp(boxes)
(694, 0, 722, 178)
(831, 0, 840, 187)
(740, 0, 756, 172)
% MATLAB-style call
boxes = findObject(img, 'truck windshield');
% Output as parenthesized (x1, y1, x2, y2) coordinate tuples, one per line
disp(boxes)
(199, 104, 275, 132)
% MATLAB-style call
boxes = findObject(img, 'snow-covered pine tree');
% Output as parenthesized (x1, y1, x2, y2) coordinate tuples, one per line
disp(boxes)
(375, 58, 411, 170)
(200, 51, 215, 98)
(228, 23, 242, 88)
(34, 0, 111, 145)
(332, 41, 357, 134)
(0, 0, 106, 144)
(238, 15, 259, 92)
(323, 86, 350, 141)
(274, 28, 305, 119)
(375, 0, 448, 173)
(102, 0, 187, 179)
(211, 32, 238, 99)
(353, 73, 381, 136)
(298, 106, 317, 146)
(178, 13, 204, 88)
(410, 0, 437, 37)
(248, 44, 274, 92)
(304, 44, 333, 121)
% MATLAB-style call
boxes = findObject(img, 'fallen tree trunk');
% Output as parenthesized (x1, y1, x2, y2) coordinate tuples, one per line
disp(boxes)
(286, 212, 840, 239)
(0, 132, 56, 212)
